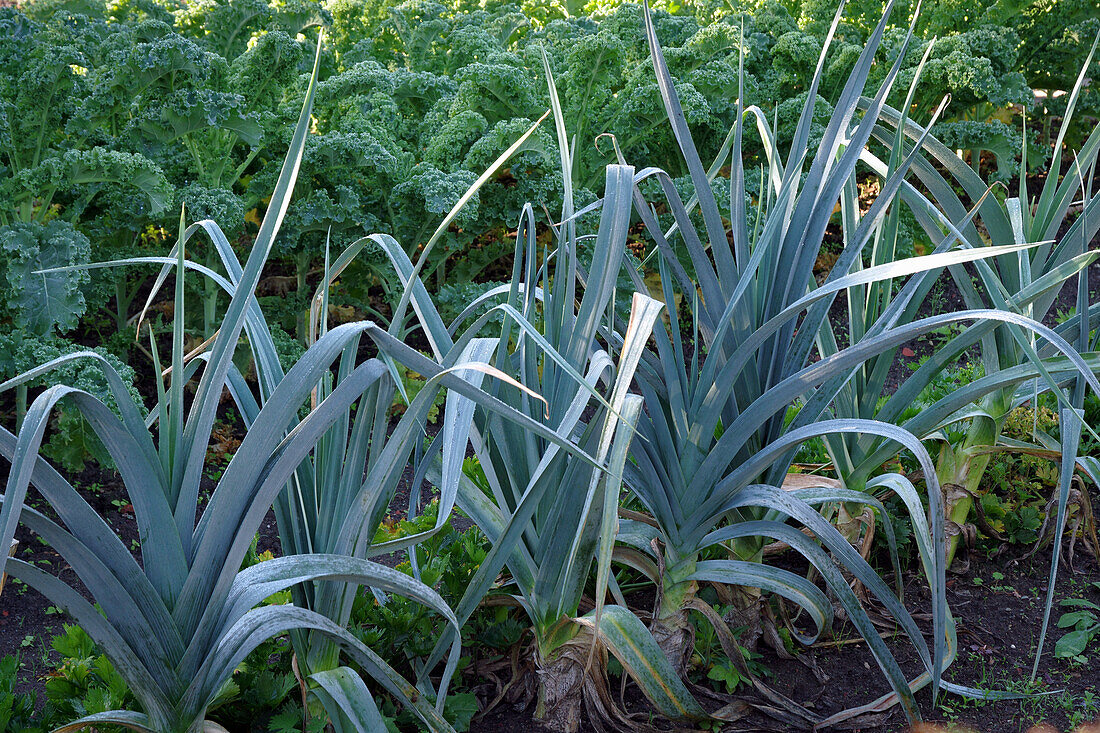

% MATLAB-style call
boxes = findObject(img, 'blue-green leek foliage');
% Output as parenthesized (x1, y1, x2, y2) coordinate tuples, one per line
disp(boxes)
(843, 34, 1100, 567)
(844, 34, 1100, 691)
(159, 123, 637, 729)
(0, 37, 463, 733)
(152, 232, 475, 732)
(815, 34, 1100, 575)
(602, 2, 1094, 726)
(361, 61, 723, 728)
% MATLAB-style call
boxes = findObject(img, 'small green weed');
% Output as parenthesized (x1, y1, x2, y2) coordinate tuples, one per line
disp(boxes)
(1055, 582, 1100, 660)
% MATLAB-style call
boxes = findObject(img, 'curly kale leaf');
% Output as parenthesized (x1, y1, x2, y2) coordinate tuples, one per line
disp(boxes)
(130, 86, 263, 147)
(0, 220, 91, 336)
(74, 25, 220, 142)
(594, 3, 699, 50)
(327, 0, 396, 53)
(0, 11, 88, 175)
(315, 60, 455, 151)
(921, 27, 1032, 110)
(105, 0, 178, 25)
(530, 8, 746, 182)
(0, 330, 140, 404)
(268, 321, 306, 373)
(775, 91, 835, 156)
(315, 59, 398, 127)
(329, 0, 407, 68)
(766, 31, 823, 98)
(552, 28, 627, 106)
(450, 60, 542, 124)
(0, 331, 143, 471)
(441, 22, 501, 71)
(390, 162, 479, 232)
(22, 0, 108, 22)
(455, 118, 558, 276)
(386, 1, 454, 71)
(601, 61, 714, 176)
(276, 186, 377, 265)
(254, 129, 400, 260)
(932, 119, 1021, 182)
(666, 21, 757, 115)
(423, 109, 488, 169)
(70, 19, 289, 233)
(179, 183, 245, 233)
(172, 0, 274, 58)
(264, 0, 331, 40)
(1012, 0, 1100, 93)
(435, 279, 506, 330)
(229, 30, 305, 114)
(1010, 0, 1099, 142)
(9, 147, 173, 221)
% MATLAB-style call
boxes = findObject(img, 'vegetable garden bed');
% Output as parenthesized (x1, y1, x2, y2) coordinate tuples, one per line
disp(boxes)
(4, 0, 1100, 731)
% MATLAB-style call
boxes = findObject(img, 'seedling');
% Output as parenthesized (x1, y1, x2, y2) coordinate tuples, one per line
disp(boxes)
(1054, 583, 1100, 659)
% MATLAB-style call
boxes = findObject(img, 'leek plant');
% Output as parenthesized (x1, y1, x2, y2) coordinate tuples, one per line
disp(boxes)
(0, 41, 464, 733)
(815, 39, 956, 535)
(820, 49, 1098, 553)
(37, 54, 606, 733)
(816, 43, 1100, 698)
(175, 115, 622, 727)
(190, 240, 471, 729)
(392, 166, 673, 731)
(368, 65, 714, 725)
(855, 34, 1100, 567)
(604, 3, 1085, 726)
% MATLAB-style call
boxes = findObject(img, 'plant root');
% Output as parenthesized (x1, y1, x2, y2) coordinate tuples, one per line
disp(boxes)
(649, 608, 695, 678)
(535, 628, 648, 733)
